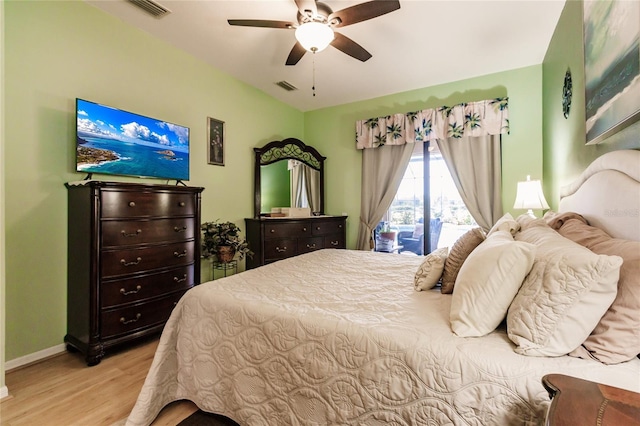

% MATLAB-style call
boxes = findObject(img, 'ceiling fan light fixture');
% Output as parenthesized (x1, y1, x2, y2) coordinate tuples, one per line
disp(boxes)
(295, 22, 334, 52)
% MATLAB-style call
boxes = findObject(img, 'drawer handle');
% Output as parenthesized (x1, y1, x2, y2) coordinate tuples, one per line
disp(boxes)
(306, 243, 316, 249)
(174, 274, 187, 283)
(120, 285, 142, 295)
(174, 250, 187, 258)
(174, 226, 187, 233)
(128, 201, 136, 207)
(316, 226, 321, 231)
(120, 313, 141, 325)
(179, 201, 186, 207)
(330, 240, 339, 246)
(339, 224, 343, 228)
(270, 229, 275, 233)
(121, 229, 142, 237)
(121, 257, 142, 266)
(275, 246, 287, 253)
(303, 227, 307, 232)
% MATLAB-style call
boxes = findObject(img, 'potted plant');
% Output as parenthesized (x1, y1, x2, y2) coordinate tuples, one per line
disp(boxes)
(201, 220, 253, 263)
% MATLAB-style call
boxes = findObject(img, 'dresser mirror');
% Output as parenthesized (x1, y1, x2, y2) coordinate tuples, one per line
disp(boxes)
(254, 138, 325, 218)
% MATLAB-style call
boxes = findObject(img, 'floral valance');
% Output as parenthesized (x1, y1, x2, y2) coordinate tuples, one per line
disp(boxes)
(356, 97, 509, 149)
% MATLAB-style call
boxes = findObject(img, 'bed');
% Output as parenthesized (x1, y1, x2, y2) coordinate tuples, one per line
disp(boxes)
(127, 150, 640, 426)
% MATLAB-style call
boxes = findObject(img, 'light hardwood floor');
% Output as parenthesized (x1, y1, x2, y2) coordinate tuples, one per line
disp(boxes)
(0, 338, 197, 426)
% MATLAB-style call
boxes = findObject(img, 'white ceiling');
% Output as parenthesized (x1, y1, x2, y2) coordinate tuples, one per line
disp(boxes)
(86, 0, 566, 112)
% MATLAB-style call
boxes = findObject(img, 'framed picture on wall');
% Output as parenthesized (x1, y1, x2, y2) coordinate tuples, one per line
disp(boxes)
(583, 0, 640, 145)
(207, 117, 224, 166)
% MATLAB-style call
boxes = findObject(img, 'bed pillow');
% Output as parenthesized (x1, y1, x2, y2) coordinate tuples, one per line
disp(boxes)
(507, 220, 622, 357)
(545, 211, 588, 230)
(441, 227, 485, 294)
(450, 230, 535, 337)
(414, 247, 448, 291)
(487, 213, 520, 237)
(556, 218, 640, 364)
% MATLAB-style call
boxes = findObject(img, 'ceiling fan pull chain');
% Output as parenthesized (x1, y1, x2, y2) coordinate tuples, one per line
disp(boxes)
(312, 51, 316, 97)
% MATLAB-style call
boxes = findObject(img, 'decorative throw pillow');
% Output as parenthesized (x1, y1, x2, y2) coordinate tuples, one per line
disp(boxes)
(441, 228, 486, 294)
(414, 247, 448, 291)
(450, 230, 535, 337)
(556, 218, 640, 364)
(487, 213, 520, 237)
(507, 222, 622, 357)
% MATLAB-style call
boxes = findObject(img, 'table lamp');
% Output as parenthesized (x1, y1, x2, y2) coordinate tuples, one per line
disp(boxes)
(513, 175, 550, 218)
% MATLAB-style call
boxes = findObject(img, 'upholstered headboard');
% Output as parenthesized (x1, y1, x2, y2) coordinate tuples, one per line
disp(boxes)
(559, 150, 640, 241)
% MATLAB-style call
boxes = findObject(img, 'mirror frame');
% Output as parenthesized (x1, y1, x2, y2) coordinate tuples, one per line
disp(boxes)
(254, 138, 326, 218)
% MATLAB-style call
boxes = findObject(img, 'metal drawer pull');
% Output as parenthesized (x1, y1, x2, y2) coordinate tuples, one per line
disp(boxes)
(174, 226, 187, 232)
(174, 250, 187, 258)
(275, 246, 287, 253)
(120, 285, 142, 295)
(330, 240, 339, 246)
(121, 257, 142, 266)
(270, 229, 275, 233)
(316, 226, 321, 230)
(338, 224, 343, 228)
(179, 201, 186, 207)
(174, 274, 187, 283)
(303, 227, 307, 231)
(121, 229, 142, 237)
(128, 201, 136, 207)
(120, 313, 141, 324)
(306, 243, 316, 249)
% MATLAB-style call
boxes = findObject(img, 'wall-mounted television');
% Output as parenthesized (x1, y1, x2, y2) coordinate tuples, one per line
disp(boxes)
(76, 99, 190, 181)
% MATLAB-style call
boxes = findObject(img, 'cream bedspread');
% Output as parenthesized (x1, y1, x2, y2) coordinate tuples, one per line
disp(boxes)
(127, 249, 640, 426)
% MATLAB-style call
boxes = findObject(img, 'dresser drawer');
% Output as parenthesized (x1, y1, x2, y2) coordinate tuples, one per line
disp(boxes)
(101, 265, 195, 308)
(324, 233, 345, 249)
(100, 290, 186, 339)
(101, 190, 196, 218)
(298, 237, 323, 254)
(101, 241, 195, 278)
(264, 222, 310, 239)
(264, 238, 298, 261)
(311, 220, 345, 236)
(102, 218, 195, 247)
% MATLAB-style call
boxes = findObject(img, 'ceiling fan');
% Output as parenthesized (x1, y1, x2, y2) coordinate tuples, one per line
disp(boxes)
(228, 0, 401, 66)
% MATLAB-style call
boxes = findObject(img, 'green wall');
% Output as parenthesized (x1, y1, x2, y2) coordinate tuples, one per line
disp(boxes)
(260, 161, 290, 213)
(4, 1, 303, 361)
(304, 65, 545, 247)
(542, 0, 640, 208)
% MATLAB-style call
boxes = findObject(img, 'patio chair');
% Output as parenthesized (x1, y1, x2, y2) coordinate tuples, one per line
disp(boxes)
(398, 218, 443, 255)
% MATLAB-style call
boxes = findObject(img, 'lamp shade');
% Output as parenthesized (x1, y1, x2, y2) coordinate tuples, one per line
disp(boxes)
(295, 22, 334, 52)
(513, 176, 550, 217)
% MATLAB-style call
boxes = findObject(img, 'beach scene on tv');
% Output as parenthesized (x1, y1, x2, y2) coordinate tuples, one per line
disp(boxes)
(76, 99, 190, 180)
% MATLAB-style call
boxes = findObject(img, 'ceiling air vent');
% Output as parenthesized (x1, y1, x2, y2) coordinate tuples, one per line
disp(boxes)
(276, 81, 298, 91)
(126, 0, 171, 18)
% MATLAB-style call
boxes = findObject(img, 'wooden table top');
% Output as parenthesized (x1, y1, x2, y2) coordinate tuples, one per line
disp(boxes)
(542, 374, 640, 426)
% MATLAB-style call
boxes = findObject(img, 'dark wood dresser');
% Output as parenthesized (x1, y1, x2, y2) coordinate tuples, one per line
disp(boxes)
(245, 216, 347, 269)
(65, 181, 204, 365)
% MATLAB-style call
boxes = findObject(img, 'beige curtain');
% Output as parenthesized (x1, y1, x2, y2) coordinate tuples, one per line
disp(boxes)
(437, 134, 503, 231)
(356, 143, 414, 250)
(291, 163, 320, 212)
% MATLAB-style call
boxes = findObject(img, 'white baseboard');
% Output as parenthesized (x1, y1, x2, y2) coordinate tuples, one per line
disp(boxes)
(5, 343, 66, 371)
(0, 385, 8, 400)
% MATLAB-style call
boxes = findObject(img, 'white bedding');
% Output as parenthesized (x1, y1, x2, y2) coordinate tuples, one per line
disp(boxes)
(127, 249, 640, 426)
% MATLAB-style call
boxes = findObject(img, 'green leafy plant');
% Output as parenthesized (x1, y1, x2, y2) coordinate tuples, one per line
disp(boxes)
(201, 220, 253, 260)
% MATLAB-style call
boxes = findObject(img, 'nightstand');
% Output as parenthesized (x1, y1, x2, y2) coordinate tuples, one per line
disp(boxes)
(542, 374, 640, 426)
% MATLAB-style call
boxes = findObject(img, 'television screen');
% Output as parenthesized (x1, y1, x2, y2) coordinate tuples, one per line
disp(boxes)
(76, 99, 190, 181)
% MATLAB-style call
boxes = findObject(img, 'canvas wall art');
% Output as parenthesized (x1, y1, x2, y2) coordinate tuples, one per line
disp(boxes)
(583, 0, 640, 145)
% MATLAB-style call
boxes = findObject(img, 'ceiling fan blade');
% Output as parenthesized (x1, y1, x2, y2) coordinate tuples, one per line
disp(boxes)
(286, 42, 307, 66)
(294, 0, 317, 17)
(331, 32, 372, 62)
(329, 0, 400, 28)
(227, 19, 295, 29)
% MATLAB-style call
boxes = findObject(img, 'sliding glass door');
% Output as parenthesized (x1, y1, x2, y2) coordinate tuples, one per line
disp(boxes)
(386, 142, 476, 255)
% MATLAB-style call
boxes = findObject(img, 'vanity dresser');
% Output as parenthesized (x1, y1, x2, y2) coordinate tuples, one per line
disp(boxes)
(64, 181, 204, 365)
(245, 216, 347, 269)
(246, 138, 347, 269)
